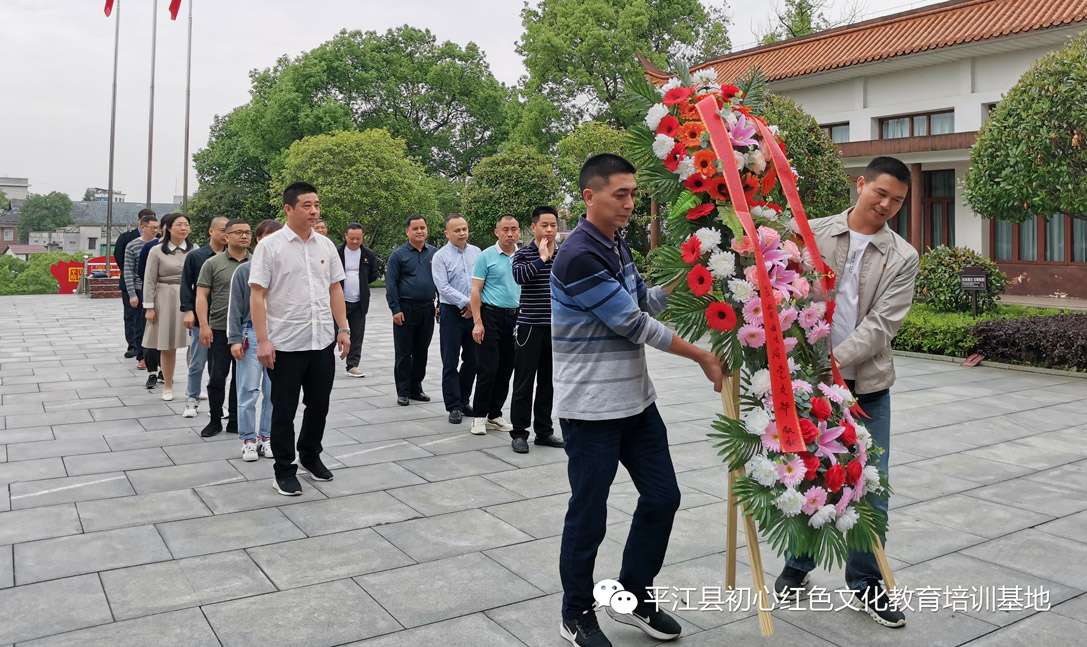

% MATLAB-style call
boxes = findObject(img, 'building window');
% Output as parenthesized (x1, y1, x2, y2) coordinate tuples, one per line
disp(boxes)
(880, 110, 954, 139)
(922, 170, 955, 249)
(1045, 216, 1065, 262)
(87, 237, 98, 250)
(1074, 218, 1087, 263)
(994, 220, 1013, 260)
(888, 203, 909, 240)
(2, 228, 12, 242)
(821, 122, 849, 143)
(1018, 215, 1038, 261)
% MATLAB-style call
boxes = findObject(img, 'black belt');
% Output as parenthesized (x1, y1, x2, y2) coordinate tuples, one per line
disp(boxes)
(401, 298, 434, 306)
(482, 303, 519, 316)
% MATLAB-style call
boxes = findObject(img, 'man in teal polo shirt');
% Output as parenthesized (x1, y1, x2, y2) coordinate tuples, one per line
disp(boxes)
(470, 214, 522, 436)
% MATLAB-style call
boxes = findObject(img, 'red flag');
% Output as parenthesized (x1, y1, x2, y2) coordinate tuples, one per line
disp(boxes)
(169, 0, 182, 20)
(104, 0, 113, 17)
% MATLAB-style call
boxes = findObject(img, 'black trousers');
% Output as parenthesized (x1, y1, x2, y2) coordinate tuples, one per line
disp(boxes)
(266, 343, 335, 479)
(122, 293, 139, 351)
(133, 289, 159, 371)
(393, 300, 434, 397)
(472, 305, 517, 419)
(439, 304, 477, 411)
(206, 329, 237, 420)
(510, 325, 554, 440)
(345, 300, 367, 369)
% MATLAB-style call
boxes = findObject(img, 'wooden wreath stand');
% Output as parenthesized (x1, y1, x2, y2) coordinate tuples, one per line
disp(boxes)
(719, 371, 897, 636)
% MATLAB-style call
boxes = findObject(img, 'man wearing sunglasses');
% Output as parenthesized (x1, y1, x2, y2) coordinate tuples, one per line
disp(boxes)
(195, 218, 252, 440)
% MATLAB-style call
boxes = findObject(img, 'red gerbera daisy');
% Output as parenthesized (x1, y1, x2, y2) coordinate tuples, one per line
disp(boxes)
(681, 236, 702, 264)
(656, 115, 680, 138)
(662, 86, 694, 106)
(692, 149, 718, 178)
(707, 177, 729, 202)
(684, 174, 709, 194)
(686, 203, 716, 220)
(663, 142, 686, 173)
(687, 264, 713, 297)
(706, 301, 738, 332)
(720, 84, 740, 99)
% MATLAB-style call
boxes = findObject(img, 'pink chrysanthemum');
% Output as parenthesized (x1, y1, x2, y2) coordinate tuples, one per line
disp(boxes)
(783, 337, 798, 352)
(742, 299, 764, 326)
(761, 425, 781, 452)
(802, 486, 828, 515)
(779, 307, 798, 330)
(835, 487, 854, 515)
(798, 307, 822, 331)
(777, 455, 807, 487)
(805, 322, 831, 344)
(738, 324, 767, 348)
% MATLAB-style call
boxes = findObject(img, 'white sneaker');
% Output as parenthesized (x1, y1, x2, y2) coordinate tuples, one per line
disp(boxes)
(470, 417, 488, 435)
(199, 390, 208, 400)
(486, 416, 513, 432)
(241, 440, 258, 462)
(257, 437, 273, 459)
(182, 397, 198, 418)
(161, 390, 174, 402)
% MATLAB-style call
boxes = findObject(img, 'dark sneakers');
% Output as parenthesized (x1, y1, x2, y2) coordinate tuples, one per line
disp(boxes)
(535, 435, 565, 448)
(774, 565, 811, 601)
(144, 374, 157, 389)
(848, 579, 907, 628)
(397, 396, 409, 406)
(300, 458, 334, 481)
(200, 419, 223, 438)
(273, 475, 302, 496)
(605, 605, 682, 641)
(560, 610, 611, 647)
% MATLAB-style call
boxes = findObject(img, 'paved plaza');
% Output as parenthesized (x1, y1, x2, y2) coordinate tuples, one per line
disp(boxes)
(1, 293, 1086, 646)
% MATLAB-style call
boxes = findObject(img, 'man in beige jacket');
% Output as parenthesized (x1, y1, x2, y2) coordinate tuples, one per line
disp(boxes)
(776, 156, 919, 629)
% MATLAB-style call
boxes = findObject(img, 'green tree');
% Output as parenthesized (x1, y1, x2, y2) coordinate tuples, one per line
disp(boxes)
(17, 192, 73, 243)
(461, 145, 560, 246)
(755, 0, 862, 44)
(0, 188, 9, 211)
(82, 188, 95, 201)
(271, 129, 440, 261)
(556, 121, 629, 208)
(516, 0, 727, 138)
(0, 251, 83, 295)
(697, 2, 733, 61)
(964, 32, 1087, 224)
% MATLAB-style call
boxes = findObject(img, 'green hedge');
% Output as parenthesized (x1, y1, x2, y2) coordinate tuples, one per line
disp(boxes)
(893, 303, 1072, 359)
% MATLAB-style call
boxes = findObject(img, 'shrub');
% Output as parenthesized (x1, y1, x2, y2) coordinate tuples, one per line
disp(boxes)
(915, 246, 1007, 313)
(974, 314, 1087, 371)
(893, 303, 1069, 358)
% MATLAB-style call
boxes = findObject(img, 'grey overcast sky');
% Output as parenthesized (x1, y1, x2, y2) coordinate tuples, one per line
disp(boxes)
(0, 0, 943, 204)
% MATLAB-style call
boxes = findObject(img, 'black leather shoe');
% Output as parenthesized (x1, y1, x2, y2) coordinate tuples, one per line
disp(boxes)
(397, 396, 409, 406)
(534, 435, 565, 448)
(461, 405, 475, 417)
(512, 437, 530, 454)
(200, 420, 223, 438)
(300, 458, 334, 481)
(409, 392, 431, 402)
(124, 348, 137, 358)
(448, 409, 463, 424)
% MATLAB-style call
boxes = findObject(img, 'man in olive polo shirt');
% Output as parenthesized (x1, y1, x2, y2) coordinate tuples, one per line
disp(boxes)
(469, 214, 521, 437)
(196, 218, 251, 438)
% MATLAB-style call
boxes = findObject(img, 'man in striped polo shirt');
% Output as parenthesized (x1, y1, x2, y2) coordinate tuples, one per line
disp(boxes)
(552, 154, 723, 647)
(509, 205, 565, 454)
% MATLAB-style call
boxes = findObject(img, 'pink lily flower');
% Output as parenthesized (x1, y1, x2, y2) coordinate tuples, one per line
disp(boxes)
(814, 420, 847, 464)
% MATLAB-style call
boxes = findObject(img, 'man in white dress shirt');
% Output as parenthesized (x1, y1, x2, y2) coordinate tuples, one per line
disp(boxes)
(337, 223, 380, 378)
(250, 181, 351, 496)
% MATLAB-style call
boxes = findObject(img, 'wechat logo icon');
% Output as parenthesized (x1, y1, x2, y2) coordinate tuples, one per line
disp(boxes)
(593, 579, 638, 614)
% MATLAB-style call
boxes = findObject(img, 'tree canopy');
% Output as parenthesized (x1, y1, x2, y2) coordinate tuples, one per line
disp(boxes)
(0, 188, 9, 211)
(461, 145, 560, 245)
(17, 192, 73, 243)
(271, 129, 440, 260)
(964, 31, 1087, 223)
(555, 121, 628, 209)
(755, 0, 862, 45)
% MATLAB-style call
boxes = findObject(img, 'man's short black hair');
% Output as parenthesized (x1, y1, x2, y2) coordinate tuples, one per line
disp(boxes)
(531, 206, 558, 224)
(405, 214, 427, 228)
(346, 222, 364, 233)
(496, 214, 518, 227)
(863, 156, 911, 185)
(137, 208, 156, 222)
(225, 218, 248, 231)
(444, 214, 467, 226)
(283, 182, 318, 207)
(579, 153, 637, 192)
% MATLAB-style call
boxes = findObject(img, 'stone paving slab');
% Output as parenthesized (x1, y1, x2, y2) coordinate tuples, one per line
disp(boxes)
(0, 545, 11, 589)
(75, 489, 212, 532)
(14, 524, 172, 585)
(194, 477, 327, 515)
(126, 460, 244, 495)
(157, 507, 307, 559)
(0, 574, 113, 644)
(349, 613, 525, 647)
(8, 472, 135, 510)
(374, 508, 533, 562)
(388, 474, 524, 516)
(18, 607, 221, 647)
(248, 527, 414, 589)
(0, 504, 82, 545)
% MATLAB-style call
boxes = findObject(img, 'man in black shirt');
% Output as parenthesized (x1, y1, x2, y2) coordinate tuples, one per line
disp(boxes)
(337, 223, 381, 377)
(114, 210, 153, 359)
(386, 215, 437, 406)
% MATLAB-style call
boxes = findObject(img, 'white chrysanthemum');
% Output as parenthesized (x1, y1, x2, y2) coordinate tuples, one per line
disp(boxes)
(652, 134, 675, 159)
(727, 278, 756, 303)
(749, 205, 776, 220)
(787, 357, 801, 374)
(658, 77, 683, 95)
(692, 68, 719, 84)
(808, 504, 837, 529)
(774, 487, 805, 517)
(645, 103, 669, 131)
(743, 407, 770, 436)
(746, 148, 767, 174)
(749, 368, 772, 397)
(835, 507, 860, 532)
(863, 465, 881, 495)
(746, 454, 778, 487)
(707, 250, 736, 280)
(676, 156, 696, 181)
(694, 227, 722, 251)
(856, 425, 872, 450)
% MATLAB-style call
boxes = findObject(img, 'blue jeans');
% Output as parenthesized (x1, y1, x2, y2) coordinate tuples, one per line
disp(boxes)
(187, 325, 208, 399)
(786, 385, 890, 591)
(439, 303, 476, 411)
(235, 326, 272, 441)
(559, 403, 680, 618)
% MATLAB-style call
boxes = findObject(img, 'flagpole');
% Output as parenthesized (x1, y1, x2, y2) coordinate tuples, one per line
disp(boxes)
(182, 0, 192, 215)
(146, 0, 158, 208)
(106, 0, 121, 267)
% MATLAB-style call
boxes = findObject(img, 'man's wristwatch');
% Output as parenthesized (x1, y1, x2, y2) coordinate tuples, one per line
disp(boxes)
(337, 328, 350, 335)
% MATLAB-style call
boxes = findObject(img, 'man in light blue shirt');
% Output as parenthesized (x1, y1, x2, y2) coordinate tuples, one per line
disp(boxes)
(469, 214, 522, 436)
(431, 214, 481, 424)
